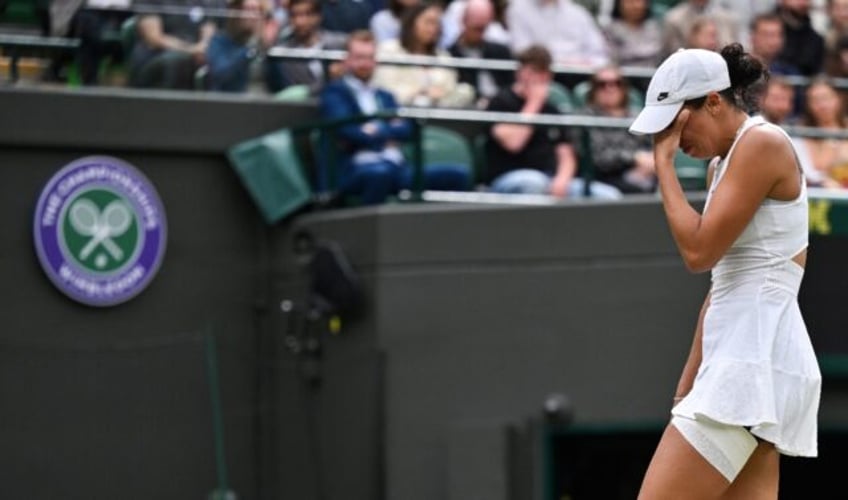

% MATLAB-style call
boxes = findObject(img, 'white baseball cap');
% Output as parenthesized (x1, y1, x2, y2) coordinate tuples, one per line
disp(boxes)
(629, 49, 731, 135)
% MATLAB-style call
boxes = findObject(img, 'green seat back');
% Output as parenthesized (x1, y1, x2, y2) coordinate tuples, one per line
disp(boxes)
(404, 125, 474, 178)
(274, 84, 312, 101)
(547, 81, 576, 113)
(227, 128, 313, 224)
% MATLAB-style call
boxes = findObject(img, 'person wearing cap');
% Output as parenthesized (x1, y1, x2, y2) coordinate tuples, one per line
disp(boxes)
(630, 44, 820, 498)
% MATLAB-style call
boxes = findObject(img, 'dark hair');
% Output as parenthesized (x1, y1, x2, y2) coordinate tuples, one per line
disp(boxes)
(686, 43, 768, 113)
(611, 0, 652, 23)
(289, 0, 320, 15)
(516, 45, 552, 72)
(389, 0, 415, 19)
(399, 2, 441, 54)
(346, 29, 375, 51)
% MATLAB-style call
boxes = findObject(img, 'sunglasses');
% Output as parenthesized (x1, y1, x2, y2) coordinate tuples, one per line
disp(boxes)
(594, 79, 623, 88)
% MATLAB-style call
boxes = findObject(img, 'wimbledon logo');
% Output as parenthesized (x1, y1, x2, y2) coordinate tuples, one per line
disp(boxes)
(33, 156, 167, 307)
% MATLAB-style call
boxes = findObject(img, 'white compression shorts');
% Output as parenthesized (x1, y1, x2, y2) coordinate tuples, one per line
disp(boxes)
(671, 415, 758, 482)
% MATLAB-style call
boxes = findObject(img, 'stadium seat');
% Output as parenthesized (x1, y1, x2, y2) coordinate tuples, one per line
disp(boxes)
(547, 81, 576, 113)
(275, 84, 312, 101)
(228, 128, 313, 223)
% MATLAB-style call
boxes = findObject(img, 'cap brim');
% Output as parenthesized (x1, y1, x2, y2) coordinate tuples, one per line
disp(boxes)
(628, 101, 684, 135)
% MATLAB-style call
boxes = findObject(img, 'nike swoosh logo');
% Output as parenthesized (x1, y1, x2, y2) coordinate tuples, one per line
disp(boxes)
(657, 92, 669, 102)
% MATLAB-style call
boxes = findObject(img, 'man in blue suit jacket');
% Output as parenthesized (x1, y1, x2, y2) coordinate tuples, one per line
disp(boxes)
(319, 30, 470, 204)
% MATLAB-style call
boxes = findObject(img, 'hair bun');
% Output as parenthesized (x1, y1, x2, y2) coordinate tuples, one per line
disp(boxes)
(720, 43, 768, 112)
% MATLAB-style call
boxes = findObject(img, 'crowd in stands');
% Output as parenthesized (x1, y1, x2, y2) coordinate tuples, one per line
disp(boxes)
(5, 0, 848, 201)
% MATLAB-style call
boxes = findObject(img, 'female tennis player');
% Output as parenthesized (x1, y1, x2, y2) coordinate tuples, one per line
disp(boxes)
(629, 44, 821, 499)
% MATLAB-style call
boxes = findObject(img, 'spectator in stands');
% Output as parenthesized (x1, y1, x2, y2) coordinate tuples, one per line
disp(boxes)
(603, 0, 662, 68)
(686, 16, 720, 51)
(662, 0, 740, 56)
(793, 79, 848, 188)
(825, 0, 848, 63)
(205, 0, 269, 92)
(48, 2, 132, 85)
(264, 0, 347, 94)
(442, 0, 510, 47)
(372, 3, 475, 107)
(129, 0, 227, 89)
(319, 30, 471, 204)
(825, 35, 848, 84)
(759, 76, 797, 125)
(369, 0, 420, 46)
(484, 45, 622, 199)
(774, 0, 824, 76)
(506, 0, 609, 68)
(583, 66, 656, 193)
(321, 0, 375, 33)
(447, 0, 513, 108)
(749, 12, 800, 76)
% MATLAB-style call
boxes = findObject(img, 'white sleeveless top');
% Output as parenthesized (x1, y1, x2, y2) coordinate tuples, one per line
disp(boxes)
(673, 115, 821, 457)
(705, 115, 808, 285)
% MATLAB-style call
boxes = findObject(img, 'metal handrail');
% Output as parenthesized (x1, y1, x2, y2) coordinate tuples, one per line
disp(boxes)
(285, 107, 848, 201)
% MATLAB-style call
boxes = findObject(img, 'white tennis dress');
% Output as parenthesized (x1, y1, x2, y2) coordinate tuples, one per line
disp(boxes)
(671, 115, 821, 457)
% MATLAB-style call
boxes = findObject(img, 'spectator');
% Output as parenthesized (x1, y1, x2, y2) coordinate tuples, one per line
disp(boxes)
(774, 0, 824, 76)
(686, 16, 720, 51)
(369, 0, 419, 45)
(506, 0, 609, 68)
(321, 0, 375, 33)
(205, 0, 269, 92)
(129, 0, 226, 89)
(662, 0, 740, 56)
(371, 3, 475, 107)
(792, 79, 848, 188)
(583, 66, 656, 193)
(447, 0, 513, 108)
(265, 0, 347, 94)
(319, 31, 471, 204)
(759, 76, 796, 125)
(50, 3, 132, 85)
(825, 0, 848, 60)
(442, 0, 511, 47)
(484, 45, 622, 199)
(603, 0, 662, 68)
(749, 12, 800, 76)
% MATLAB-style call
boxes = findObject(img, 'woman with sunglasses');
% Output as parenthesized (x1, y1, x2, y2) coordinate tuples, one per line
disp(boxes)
(629, 44, 820, 499)
(584, 66, 656, 193)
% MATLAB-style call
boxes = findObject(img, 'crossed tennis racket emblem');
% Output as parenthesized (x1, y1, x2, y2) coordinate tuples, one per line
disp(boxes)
(68, 198, 133, 263)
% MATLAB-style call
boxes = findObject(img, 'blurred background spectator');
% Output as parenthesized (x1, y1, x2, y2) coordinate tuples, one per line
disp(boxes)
(759, 76, 797, 125)
(685, 15, 719, 50)
(442, 0, 510, 47)
(775, 0, 824, 76)
(484, 45, 621, 199)
(793, 79, 848, 189)
(825, 0, 848, 64)
(749, 12, 800, 76)
(319, 30, 470, 204)
(603, 0, 662, 68)
(506, 0, 610, 69)
(204, 0, 269, 92)
(129, 0, 226, 89)
(661, 0, 740, 56)
(320, 0, 374, 33)
(372, 3, 474, 107)
(447, 0, 513, 108)
(582, 65, 655, 193)
(265, 0, 346, 94)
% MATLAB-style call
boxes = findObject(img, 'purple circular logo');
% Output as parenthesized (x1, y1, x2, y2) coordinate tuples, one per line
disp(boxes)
(33, 156, 167, 307)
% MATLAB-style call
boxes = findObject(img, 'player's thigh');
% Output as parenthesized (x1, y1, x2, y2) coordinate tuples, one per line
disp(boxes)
(721, 441, 779, 500)
(638, 423, 729, 500)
